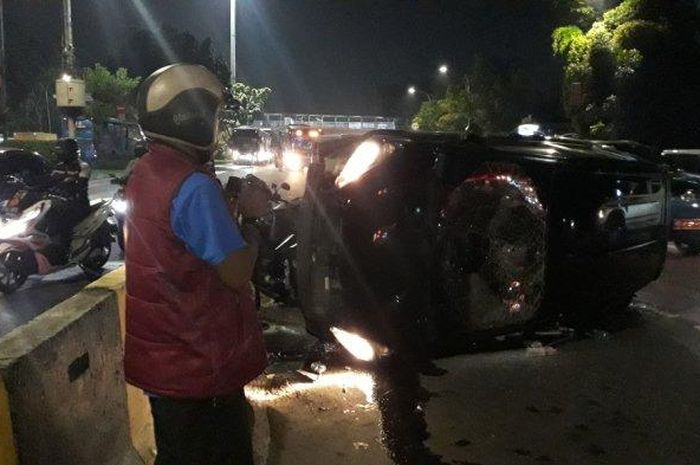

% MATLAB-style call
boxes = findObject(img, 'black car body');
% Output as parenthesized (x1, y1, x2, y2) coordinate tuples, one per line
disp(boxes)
(662, 149, 700, 254)
(297, 131, 668, 350)
(0, 148, 50, 206)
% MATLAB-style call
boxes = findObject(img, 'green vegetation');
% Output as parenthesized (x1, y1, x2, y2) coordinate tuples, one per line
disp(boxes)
(412, 58, 535, 133)
(228, 82, 273, 126)
(552, 0, 700, 145)
(83, 64, 142, 124)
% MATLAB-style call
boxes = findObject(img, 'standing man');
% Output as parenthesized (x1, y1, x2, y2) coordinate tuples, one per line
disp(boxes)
(124, 64, 268, 465)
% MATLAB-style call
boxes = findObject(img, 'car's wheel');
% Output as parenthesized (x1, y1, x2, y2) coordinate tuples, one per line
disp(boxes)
(674, 241, 700, 256)
(0, 251, 29, 294)
(437, 165, 547, 335)
(79, 224, 112, 278)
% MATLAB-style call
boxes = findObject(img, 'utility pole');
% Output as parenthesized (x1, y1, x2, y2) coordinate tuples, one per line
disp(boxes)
(62, 0, 75, 73)
(230, 0, 236, 84)
(0, 0, 7, 135)
(59, 0, 80, 138)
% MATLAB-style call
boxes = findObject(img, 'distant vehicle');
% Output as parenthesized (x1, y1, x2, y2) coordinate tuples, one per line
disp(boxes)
(0, 148, 50, 206)
(298, 131, 668, 361)
(97, 119, 145, 161)
(228, 127, 274, 165)
(662, 149, 700, 255)
(278, 125, 322, 171)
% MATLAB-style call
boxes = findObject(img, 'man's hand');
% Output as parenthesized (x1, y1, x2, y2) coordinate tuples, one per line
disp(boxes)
(238, 180, 271, 219)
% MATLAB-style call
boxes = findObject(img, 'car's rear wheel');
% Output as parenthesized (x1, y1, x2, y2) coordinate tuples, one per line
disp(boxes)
(437, 165, 547, 335)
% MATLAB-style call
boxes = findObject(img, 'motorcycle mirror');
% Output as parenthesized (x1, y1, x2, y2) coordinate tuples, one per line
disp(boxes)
(280, 182, 291, 191)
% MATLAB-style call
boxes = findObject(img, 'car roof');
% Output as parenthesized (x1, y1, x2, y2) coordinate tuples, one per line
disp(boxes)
(364, 130, 654, 164)
(662, 149, 700, 156)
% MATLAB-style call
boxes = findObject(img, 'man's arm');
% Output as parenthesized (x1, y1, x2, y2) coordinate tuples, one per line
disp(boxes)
(171, 173, 258, 291)
(215, 224, 259, 289)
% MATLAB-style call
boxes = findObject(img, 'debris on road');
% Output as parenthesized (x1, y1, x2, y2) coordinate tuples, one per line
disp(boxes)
(353, 441, 369, 450)
(525, 341, 558, 356)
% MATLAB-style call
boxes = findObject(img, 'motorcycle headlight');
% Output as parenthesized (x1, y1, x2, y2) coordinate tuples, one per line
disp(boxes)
(336, 140, 395, 188)
(112, 198, 128, 215)
(680, 189, 697, 203)
(0, 206, 41, 240)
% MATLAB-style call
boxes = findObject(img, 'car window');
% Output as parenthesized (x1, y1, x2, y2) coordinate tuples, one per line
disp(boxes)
(672, 154, 700, 175)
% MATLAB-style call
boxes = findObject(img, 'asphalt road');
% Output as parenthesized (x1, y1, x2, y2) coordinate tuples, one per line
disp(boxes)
(254, 247, 700, 465)
(0, 162, 307, 338)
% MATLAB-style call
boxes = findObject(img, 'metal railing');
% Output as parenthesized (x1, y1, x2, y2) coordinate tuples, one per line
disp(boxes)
(253, 113, 398, 130)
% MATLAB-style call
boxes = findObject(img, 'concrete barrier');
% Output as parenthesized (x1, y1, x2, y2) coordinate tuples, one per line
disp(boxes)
(0, 268, 269, 465)
(0, 273, 143, 465)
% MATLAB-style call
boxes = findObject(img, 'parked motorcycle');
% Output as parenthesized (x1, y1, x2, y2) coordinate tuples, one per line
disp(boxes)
(225, 175, 300, 308)
(0, 197, 113, 294)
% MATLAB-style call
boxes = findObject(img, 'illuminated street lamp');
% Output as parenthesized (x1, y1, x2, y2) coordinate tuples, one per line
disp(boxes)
(438, 64, 449, 75)
(407, 85, 433, 102)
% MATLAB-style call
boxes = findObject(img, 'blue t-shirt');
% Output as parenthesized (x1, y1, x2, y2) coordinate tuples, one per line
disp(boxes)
(170, 173, 246, 265)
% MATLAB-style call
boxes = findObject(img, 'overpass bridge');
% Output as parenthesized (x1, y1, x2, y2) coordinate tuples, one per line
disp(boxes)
(253, 113, 399, 131)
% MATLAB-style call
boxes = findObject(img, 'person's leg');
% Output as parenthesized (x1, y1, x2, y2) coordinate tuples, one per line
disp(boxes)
(149, 396, 216, 465)
(212, 390, 255, 465)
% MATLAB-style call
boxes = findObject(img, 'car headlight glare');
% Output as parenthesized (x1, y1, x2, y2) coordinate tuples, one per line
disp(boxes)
(330, 327, 376, 361)
(336, 140, 394, 188)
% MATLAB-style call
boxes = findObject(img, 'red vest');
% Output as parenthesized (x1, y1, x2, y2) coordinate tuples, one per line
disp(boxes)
(123, 144, 267, 398)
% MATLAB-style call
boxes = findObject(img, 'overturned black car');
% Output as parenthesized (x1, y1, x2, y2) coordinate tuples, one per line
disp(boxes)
(296, 131, 668, 359)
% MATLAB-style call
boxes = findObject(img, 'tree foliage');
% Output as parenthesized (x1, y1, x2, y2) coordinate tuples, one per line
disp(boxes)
(553, 0, 700, 145)
(218, 82, 272, 147)
(83, 64, 142, 124)
(412, 58, 538, 134)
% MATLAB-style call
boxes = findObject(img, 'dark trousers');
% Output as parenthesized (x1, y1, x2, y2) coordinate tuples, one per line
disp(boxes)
(149, 390, 255, 465)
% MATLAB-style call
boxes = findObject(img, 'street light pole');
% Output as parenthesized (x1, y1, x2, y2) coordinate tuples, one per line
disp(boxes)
(61, 0, 77, 138)
(0, 0, 7, 132)
(62, 0, 75, 73)
(230, 0, 236, 84)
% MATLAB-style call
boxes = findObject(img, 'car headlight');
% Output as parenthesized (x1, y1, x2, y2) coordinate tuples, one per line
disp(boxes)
(680, 189, 697, 203)
(112, 198, 128, 215)
(283, 150, 304, 171)
(336, 140, 395, 188)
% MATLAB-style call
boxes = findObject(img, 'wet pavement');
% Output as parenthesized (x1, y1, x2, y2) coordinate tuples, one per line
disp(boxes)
(252, 247, 700, 465)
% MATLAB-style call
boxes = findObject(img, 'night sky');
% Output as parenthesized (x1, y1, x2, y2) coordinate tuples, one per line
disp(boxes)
(7, 0, 568, 116)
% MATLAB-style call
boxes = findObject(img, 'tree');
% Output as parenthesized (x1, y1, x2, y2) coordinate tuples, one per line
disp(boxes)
(218, 82, 272, 150)
(83, 64, 141, 124)
(553, 0, 700, 145)
(412, 58, 540, 133)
